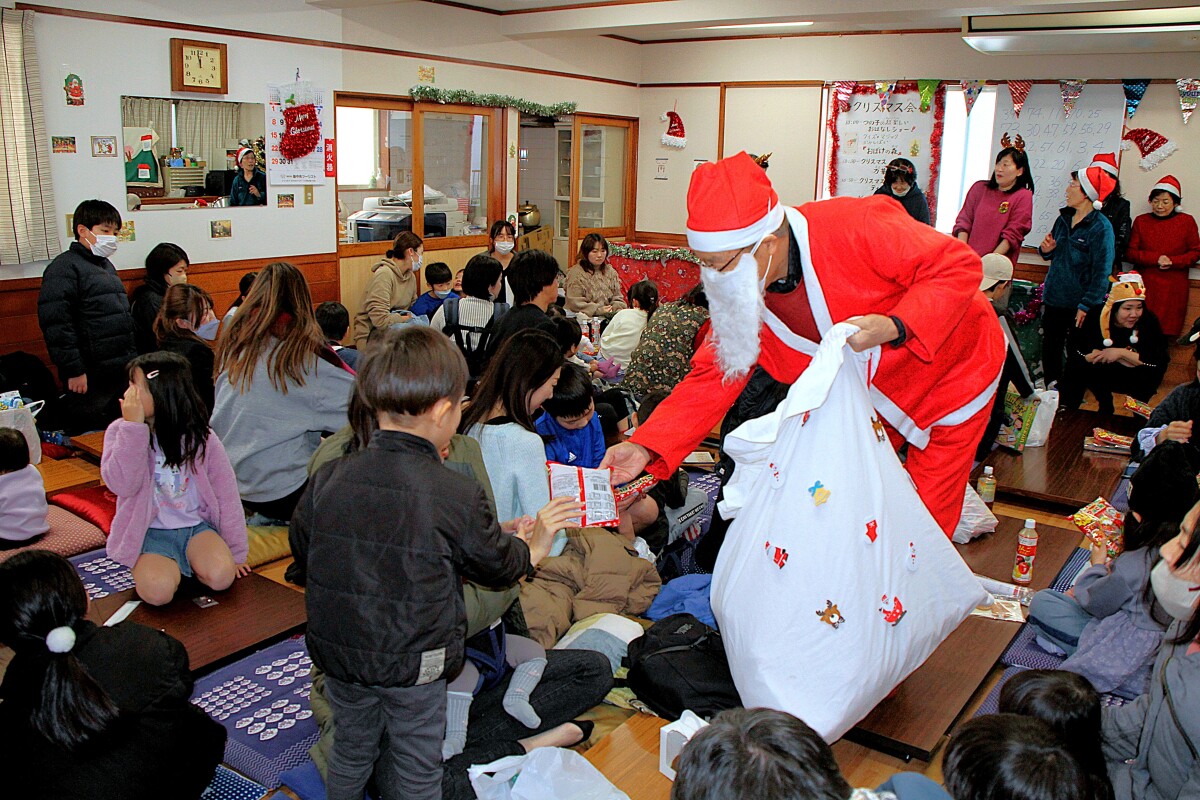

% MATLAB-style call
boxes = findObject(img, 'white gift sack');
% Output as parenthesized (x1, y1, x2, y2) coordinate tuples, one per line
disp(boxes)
(468, 747, 629, 800)
(1023, 389, 1059, 448)
(711, 323, 988, 742)
(953, 484, 999, 545)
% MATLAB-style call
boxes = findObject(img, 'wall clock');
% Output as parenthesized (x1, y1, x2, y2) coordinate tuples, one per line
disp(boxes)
(170, 38, 228, 95)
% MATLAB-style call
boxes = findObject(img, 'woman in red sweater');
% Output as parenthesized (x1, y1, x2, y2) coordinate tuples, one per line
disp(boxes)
(1126, 176, 1200, 337)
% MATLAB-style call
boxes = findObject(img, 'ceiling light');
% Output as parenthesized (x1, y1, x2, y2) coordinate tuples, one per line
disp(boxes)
(699, 21, 815, 31)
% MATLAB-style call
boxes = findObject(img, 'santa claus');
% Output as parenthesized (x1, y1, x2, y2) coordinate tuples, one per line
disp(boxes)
(601, 152, 1005, 538)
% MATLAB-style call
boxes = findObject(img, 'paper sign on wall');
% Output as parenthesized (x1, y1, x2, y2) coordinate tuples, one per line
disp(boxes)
(266, 81, 328, 185)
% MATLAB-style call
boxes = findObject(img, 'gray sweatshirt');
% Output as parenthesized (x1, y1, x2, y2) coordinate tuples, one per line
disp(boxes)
(211, 349, 354, 503)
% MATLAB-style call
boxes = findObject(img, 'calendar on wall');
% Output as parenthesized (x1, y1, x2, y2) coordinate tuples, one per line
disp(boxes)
(266, 81, 328, 185)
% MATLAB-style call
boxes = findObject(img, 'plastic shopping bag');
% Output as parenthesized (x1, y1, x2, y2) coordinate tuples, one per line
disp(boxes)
(1023, 389, 1059, 448)
(0, 400, 44, 465)
(953, 484, 999, 545)
(711, 323, 988, 742)
(468, 747, 629, 800)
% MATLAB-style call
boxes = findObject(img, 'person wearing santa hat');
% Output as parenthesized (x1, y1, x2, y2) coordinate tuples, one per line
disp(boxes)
(1088, 153, 1131, 271)
(229, 146, 266, 206)
(1126, 176, 1200, 338)
(599, 152, 1004, 540)
(1037, 165, 1117, 389)
(1061, 272, 1168, 413)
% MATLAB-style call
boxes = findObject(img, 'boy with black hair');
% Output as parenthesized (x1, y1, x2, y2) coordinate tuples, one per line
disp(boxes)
(485, 250, 559, 357)
(535, 364, 605, 468)
(37, 199, 136, 433)
(0, 428, 49, 547)
(551, 316, 587, 366)
(410, 262, 458, 319)
(315, 301, 358, 369)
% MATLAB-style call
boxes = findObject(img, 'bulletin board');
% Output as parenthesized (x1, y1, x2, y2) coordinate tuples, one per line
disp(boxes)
(992, 82, 1124, 248)
(824, 82, 946, 225)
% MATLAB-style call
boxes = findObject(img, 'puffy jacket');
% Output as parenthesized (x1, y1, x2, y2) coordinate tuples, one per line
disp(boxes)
(291, 429, 531, 687)
(129, 279, 166, 354)
(37, 242, 136, 380)
(521, 528, 662, 647)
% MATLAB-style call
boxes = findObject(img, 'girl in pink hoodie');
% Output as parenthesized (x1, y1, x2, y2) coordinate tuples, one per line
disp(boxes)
(101, 352, 248, 606)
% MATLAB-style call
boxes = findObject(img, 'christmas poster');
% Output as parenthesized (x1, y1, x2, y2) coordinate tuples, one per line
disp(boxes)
(266, 82, 328, 185)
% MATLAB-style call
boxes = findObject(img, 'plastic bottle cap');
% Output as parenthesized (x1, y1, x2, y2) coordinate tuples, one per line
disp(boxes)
(1024, 518, 1036, 528)
(984, 466, 994, 476)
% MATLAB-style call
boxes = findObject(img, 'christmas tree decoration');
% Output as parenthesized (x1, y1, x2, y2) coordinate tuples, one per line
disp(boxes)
(1008, 80, 1032, 118)
(408, 85, 576, 117)
(1123, 79, 1151, 120)
(961, 80, 986, 116)
(661, 108, 687, 149)
(1059, 79, 1086, 117)
(1177, 78, 1200, 124)
(876, 81, 897, 106)
(1121, 127, 1179, 170)
(917, 80, 940, 113)
(834, 81, 855, 112)
(609, 242, 701, 265)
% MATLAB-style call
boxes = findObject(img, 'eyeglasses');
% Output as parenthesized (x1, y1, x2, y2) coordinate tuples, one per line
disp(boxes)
(701, 248, 747, 272)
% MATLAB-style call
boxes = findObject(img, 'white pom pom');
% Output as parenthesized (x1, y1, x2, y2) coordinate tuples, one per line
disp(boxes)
(1093, 200, 1103, 211)
(1130, 332, 1139, 344)
(1103, 338, 1113, 347)
(45, 626, 75, 654)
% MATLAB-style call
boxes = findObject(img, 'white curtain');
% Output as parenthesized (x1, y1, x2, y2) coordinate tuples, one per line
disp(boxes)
(0, 9, 58, 264)
(176, 100, 242, 173)
(121, 96, 173, 153)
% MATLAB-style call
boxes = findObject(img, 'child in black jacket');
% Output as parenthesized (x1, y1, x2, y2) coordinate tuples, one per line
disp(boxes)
(290, 326, 578, 800)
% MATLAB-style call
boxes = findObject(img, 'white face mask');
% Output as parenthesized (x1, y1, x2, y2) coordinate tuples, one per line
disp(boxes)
(700, 237, 771, 380)
(435, 290, 452, 299)
(89, 234, 118, 259)
(196, 318, 220, 341)
(412, 254, 423, 272)
(167, 273, 188, 286)
(1151, 558, 1200, 621)
(892, 186, 911, 197)
(495, 241, 515, 255)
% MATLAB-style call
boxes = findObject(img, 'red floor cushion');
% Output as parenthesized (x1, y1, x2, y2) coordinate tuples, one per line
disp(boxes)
(49, 485, 118, 535)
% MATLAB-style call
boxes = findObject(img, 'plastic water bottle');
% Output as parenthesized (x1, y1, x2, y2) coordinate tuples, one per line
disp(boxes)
(1012, 519, 1039, 585)
(976, 466, 997, 508)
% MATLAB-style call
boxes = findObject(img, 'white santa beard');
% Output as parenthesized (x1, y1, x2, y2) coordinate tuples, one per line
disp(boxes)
(701, 252, 765, 381)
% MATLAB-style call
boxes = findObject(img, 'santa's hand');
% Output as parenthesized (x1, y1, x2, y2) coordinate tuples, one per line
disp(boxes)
(847, 314, 899, 352)
(600, 442, 651, 485)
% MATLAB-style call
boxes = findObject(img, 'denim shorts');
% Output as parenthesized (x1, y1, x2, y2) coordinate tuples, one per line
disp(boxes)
(140, 522, 214, 577)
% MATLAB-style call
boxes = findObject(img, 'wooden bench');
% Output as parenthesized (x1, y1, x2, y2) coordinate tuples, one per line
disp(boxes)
(36, 458, 102, 497)
(972, 410, 1137, 513)
(86, 573, 306, 674)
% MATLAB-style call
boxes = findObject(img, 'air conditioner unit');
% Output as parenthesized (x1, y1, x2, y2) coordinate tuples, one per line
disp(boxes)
(963, 7, 1200, 54)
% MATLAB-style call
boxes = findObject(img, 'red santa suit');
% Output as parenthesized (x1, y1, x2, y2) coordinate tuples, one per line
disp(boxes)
(630, 162, 1005, 536)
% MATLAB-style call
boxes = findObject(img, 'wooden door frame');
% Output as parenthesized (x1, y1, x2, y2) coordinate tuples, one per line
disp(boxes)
(569, 113, 638, 255)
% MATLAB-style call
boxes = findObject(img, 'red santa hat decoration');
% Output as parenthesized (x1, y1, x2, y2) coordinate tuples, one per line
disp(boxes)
(661, 107, 687, 149)
(1101, 273, 1147, 347)
(236, 147, 254, 165)
(685, 151, 784, 251)
(1121, 128, 1178, 170)
(1078, 165, 1116, 211)
(1089, 152, 1119, 178)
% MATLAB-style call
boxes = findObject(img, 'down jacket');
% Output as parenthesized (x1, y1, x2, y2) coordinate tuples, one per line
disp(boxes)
(37, 242, 136, 381)
(521, 528, 662, 647)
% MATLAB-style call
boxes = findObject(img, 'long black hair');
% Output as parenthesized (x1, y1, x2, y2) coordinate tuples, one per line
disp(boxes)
(458, 330, 562, 434)
(127, 352, 209, 468)
(987, 147, 1036, 194)
(0, 550, 120, 750)
(999, 670, 1114, 800)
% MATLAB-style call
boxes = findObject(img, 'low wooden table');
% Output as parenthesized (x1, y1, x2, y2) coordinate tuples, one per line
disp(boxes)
(70, 430, 106, 461)
(973, 410, 1137, 513)
(585, 713, 672, 800)
(86, 573, 306, 674)
(845, 516, 1080, 761)
(36, 457, 102, 496)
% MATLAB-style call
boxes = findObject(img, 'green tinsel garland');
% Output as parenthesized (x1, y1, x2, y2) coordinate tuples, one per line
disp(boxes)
(409, 86, 576, 117)
(610, 242, 701, 265)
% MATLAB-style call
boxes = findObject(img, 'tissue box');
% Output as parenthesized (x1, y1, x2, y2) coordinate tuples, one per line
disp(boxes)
(660, 710, 709, 780)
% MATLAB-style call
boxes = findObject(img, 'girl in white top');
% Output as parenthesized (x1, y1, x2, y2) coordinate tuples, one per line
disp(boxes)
(599, 279, 659, 368)
(460, 329, 566, 555)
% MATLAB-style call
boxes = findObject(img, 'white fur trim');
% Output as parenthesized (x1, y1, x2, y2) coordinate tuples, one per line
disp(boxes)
(1103, 337, 1114, 347)
(1091, 161, 1118, 177)
(661, 134, 687, 149)
(1094, 200, 1104, 210)
(1078, 168, 1100, 203)
(687, 201, 785, 252)
(1123, 138, 1179, 171)
(1153, 179, 1182, 196)
(45, 626, 75, 654)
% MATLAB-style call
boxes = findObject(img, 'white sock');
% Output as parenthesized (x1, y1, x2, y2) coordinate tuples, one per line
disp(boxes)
(442, 690, 473, 759)
(502, 658, 546, 728)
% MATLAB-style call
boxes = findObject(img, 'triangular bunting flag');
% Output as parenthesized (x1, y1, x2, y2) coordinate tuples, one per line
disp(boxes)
(1123, 79, 1151, 120)
(1059, 79, 1086, 116)
(876, 81, 897, 107)
(1178, 79, 1200, 125)
(917, 79, 939, 113)
(961, 80, 986, 116)
(1008, 80, 1032, 118)
(834, 81, 855, 112)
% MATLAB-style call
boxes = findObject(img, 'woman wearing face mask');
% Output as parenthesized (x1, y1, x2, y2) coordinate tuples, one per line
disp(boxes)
(131, 243, 190, 354)
(485, 220, 518, 303)
(1103, 498, 1200, 800)
(953, 145, 1035, 268)
(1125, 177, 1200, 338)
(351, 231, 422, 348)
(154, 283, 219, 416)
(873, 158, 930, 225)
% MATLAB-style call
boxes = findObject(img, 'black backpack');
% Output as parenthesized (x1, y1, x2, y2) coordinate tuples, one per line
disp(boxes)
(626, 613, 741, 721)
(442, 298, 509, 380)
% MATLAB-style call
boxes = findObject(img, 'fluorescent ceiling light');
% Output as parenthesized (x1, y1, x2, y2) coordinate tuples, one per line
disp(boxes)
(699, 21, 815, 31)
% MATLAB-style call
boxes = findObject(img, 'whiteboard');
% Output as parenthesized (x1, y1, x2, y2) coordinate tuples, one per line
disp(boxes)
(722, 85, 824, 207)
(992, 83, 1124, 247)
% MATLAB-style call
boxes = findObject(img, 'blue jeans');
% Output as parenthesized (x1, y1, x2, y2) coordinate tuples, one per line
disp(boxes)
(1027, 589, 1091, 654)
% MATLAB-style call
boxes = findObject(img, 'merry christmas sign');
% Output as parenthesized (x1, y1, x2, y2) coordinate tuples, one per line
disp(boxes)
(266, 81, 328, 185)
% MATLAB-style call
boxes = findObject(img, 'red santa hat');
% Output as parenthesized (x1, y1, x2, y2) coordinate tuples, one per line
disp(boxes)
(1101, 272, 1147, 347)
(1121, 128, 1178, 170)
(236, 147, 254, 165)
(1153, 175, 1183, 203)
(1078, 165, 1116, 211)
(1089, 152, 1119, 177)
(661, 110, 686, 149)
(686, 152, 786, 252)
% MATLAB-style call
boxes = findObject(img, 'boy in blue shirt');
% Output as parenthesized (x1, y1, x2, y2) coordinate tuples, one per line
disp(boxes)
(535, 364, 605, 468)
(410, 262, 457, 319)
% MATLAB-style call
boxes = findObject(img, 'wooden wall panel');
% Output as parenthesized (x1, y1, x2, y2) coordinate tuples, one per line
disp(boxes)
(0, 252, 338, 378)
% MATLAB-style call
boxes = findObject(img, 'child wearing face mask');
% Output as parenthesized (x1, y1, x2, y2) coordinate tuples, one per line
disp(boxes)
(409, 262, 459, 319)
(37, 199, 137, 433)
(131, 243, 191, 354)
(154, 283, 220, 417)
